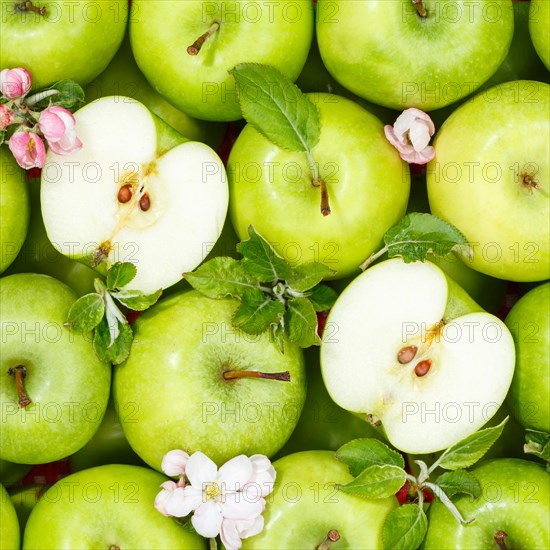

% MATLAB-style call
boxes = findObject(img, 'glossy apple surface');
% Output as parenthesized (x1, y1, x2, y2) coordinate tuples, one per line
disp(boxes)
(530, 0, 550, 70)
(0, 483, 19, 550)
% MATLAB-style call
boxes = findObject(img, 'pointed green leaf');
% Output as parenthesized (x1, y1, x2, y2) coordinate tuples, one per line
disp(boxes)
(113, 289, 162, 311)
(382, 504, 428, 550)
(232, 289, 285, 335)
(338, 464, 406, 499)
(433, 417, 509, 471)
(93, 317, 133, 365)
(65, 293, 104, 332)
(336, 439, 405, 476)
(184, 257, 258, 299)
(230, 63, 321, 153)
(286, 262, 335, 292)
(436, 470, 481, 500)
(31, 79, 85, 111)
(238, 225, 292, 282)
(271, 323, 285, 354)
(524, 430, 550, 461)
(284, 297, 320, 348)
(106, 262, 137, 290)
(308, 284, 338, 312)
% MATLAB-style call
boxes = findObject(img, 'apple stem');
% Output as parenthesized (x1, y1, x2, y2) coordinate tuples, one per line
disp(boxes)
(312, 178, 331, 216)
(412, 0, 427, 17)
(494, 531, 509, 550)
(317, 530, 341, 550)
(16, 0, 46, 15)
(223, 370, 290, 382)
(187, 22, 220, 55)
(8, 365, 32, 408)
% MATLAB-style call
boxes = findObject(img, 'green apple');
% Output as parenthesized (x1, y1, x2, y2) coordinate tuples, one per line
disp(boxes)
(130, 0, 314, 121)
(9, 484, 46, 534)
(242, 450, 397, 548)
(228, 93, 409, 279)
(0, 458, 31, 487)
(0, 0, 128, 89)
(423, 459, 550, 549)
(23, 464, 206, 549)
(321, 258, 515, 454)
(428, 80, 550, 282)
(316, 0, 514, 111)
(84, 35, 227, 149)
(114, 290, 306, 470)
(530, 0, 550, 70)
(0, 147, 30, 274)
(505, 282, 550, 432)
(41, 96, 228, 294)
(0, 273, 111, 464)
(0, 483, 19, 550)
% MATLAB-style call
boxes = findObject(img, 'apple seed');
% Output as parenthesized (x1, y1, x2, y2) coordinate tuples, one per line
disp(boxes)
(398, 345, 418, 364)
(139, 193, 151, 212)
(117, 184, 133, 204)
(414, 358, 432, 377)
(8, 365, 32, 408)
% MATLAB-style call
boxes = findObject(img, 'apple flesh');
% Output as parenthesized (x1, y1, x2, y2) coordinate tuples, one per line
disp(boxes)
(321, 258, 515, 454)
(41, 97, 229, 294)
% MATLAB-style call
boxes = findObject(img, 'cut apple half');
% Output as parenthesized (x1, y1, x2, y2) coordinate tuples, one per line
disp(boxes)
(320, 258, 515, 454)
(41, 97, 228, 294)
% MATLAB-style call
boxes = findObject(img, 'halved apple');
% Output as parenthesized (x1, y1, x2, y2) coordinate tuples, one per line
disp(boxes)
(320, 258, 515, 454)
(41, 97, 228, 294)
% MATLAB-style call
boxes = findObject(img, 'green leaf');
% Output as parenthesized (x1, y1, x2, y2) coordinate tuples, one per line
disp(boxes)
(232, 289, 285, 335)
(229, 63, 321, 154)
(114, 289, 162, 311)
(284, 297, 320, 348)
(184, 257, 258, 299)
(65, 293, 104, 332)
(382, 504, 428, 550)
(308, 284, 338, 312)
(0, 130, 5, 146)
(33, 79, 85, 111)
(106, 262, 137, 290)
(336, 439, 405, 476)
(338, 464, 406, 500)
(238, 225, 292, 282)
(524, 430, 550, 461)
(271, 323, 285, 354)
(286, 262, 334, 292)
(93, 317, 133, 365)
(436, 470, 481, 500)
(433, 417, 509, 471)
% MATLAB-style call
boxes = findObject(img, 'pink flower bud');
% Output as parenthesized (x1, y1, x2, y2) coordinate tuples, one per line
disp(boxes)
(161, 449, 190, 478)
(0, 104, 14, 130)
(0, 68, 32, 99)
(8, 131, 46, 169)
(39, 106, 82, 155)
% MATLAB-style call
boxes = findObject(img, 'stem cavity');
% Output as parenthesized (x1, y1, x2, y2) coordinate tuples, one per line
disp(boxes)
(8, 365, 32, 408)
(317, 530, 341, 550)
(187, 22, 220, 56)
(223, 370, 291, 382)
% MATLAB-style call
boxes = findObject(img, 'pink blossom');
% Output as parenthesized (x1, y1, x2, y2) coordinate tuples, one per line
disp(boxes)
(39, 105, 82, 155)
(0, 68, 32, 99)
(8, 131, 46, 169)
(161, 449, 190, 479)
(384, 108, 435, 164)
(0, 104, 14, 130)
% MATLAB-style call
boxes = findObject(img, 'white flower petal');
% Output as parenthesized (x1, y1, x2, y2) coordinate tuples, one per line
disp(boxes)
(181, 486, 205, 511)
(236, 515, 265, 539)
(218, 455, 253, 491)
(220, 519, 242, 550)
(186, 451, 218, 487)
(393, 108, 419, 137)
(243, 455, 276, 497)
(162, 449, 190, 478)
(191, 500, 223, 538)
(408, 120, 432, 152)
(222, 492, 265, 520)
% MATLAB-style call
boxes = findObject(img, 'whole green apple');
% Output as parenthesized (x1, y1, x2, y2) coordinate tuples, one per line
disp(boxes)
(130, 0, 314, 121)
(114, 290, 306, 470)
(423, 459, 550, 549)
(316, 0, 514, 111)
(505, 282, 550, 432)
(428, 80, 550, 282)
(23, 464, 206, 549)
(0, 273, 111, 464)
(0, 0, 128, 89)
(228, 93, 409, 279)
(0, 147, 30, 274)
(0, 483, 19, 550)
(242, 450, 397, 548)
(530, 0, 550, 70)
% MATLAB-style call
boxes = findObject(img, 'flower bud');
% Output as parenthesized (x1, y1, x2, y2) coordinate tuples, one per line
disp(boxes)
(0, 104, 14, 131)
(0, 68, 32, 99)
(39, 106, 82, 155)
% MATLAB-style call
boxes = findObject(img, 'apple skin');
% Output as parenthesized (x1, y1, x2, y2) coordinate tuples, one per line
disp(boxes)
(0, 483, 19, 550)
(130, 0, 314, 121)
(427, 80, 550, 282)
(530, 0, 550, 70)
(242, 450, 397, 549)
(422, 459, 550, 549)
(505, 282, 550, 432)
(0, 0, 128, 89)
(0, 273, 111, 464)
(114, 290, 306, 470)
(0, 147, 30, 275)
(228, 93, 409, 279)
(316, 0, 514, 111)
(84, 35, 227, 149)
(23, 464, 206, 549)
(9, 484, 46, 535)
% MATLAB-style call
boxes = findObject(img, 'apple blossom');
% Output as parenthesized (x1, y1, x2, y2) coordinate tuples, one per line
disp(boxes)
(39, 106, 82, 155)
(153, 479, 187, 517)
(0, 67, 32, 99)
(8, 131, 46, 169)
(0, 104, 14, 130)
(161, 449, 190, 478)
(384, 108, 435, 164)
